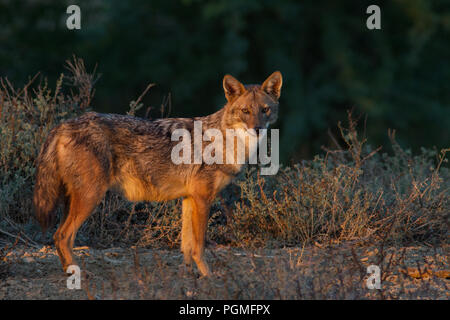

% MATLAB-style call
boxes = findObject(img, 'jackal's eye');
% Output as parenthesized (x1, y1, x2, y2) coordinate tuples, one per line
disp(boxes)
(262, 106, 270, 114)
(241, 108, 250, 114)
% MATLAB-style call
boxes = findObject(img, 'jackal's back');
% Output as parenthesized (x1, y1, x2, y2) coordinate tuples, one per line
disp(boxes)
(54, 112, 208, 201)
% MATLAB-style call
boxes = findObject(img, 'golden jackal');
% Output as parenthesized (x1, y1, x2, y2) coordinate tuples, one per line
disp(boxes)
(34, 71, 282, 276)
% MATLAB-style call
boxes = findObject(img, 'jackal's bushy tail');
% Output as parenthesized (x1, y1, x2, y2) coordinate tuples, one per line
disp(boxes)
(33, 130, 62, 232)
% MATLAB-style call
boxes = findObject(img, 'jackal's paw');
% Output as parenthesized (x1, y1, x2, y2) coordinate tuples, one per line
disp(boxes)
(197, 265, 212, 278)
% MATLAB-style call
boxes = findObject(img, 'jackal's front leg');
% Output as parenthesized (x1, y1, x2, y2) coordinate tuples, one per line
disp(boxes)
(181, 197, 195, 265)
(190, 196, 211, 277)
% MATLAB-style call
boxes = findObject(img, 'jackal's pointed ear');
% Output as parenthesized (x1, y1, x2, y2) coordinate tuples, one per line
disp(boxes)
(261, 71, 283, 100)
(223, 74, 246, 102)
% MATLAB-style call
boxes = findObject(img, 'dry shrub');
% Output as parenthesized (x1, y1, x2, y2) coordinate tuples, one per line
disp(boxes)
(0, 56, 97, 227)
(218, 112, 449, 248)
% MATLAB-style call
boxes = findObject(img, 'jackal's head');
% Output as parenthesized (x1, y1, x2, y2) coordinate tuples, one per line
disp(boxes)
(222, 71, 282, 135)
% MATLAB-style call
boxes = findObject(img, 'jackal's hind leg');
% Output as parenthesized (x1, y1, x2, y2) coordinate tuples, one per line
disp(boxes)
(54, 188, 105, 272)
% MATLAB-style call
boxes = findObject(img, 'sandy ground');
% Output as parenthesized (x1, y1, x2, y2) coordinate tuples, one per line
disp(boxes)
(0, 243, 448, 299)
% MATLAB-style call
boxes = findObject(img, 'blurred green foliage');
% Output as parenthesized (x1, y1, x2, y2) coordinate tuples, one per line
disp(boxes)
(1, 0, 449, 161)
